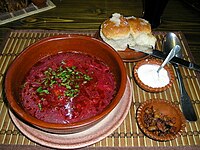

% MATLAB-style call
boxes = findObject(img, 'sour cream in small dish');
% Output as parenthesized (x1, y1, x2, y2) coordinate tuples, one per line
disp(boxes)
(133, 59, 175, 92)
(137, 64, 170, 88)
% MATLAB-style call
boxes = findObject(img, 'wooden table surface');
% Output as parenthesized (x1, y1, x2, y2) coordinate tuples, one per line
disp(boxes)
(0, 0, 200, 149)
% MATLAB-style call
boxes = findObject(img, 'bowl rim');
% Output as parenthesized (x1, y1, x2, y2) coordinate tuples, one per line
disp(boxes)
(133, 58, 175, 92)
(5, 34, 127, 131)
(136, 99, 186, 141)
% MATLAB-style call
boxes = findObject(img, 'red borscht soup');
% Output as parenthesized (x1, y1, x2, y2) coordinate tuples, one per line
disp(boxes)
(20, 52, 116, 124)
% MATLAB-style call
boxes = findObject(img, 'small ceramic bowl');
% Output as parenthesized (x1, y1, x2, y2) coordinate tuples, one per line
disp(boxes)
(137, 99, 186, 141)
(133, 58, 175, 92)
(5, 34, 127, 134)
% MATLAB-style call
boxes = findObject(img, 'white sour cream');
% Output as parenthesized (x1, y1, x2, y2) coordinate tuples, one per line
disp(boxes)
(137, 64, 170, 88)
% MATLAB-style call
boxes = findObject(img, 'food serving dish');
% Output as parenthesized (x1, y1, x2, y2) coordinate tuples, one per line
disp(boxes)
(137, 99, 186, 141)
(116, 48, 149, 62)
(96, 13, 157, 62)
(8, 78, 132, 149)
(133, 58, 175, 92)
(94, 32, 149, 62)
(5, 34, 127, 134)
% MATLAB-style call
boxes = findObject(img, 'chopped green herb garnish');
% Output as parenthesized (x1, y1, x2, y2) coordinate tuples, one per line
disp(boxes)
(36, 87, 49, 94)
(84, 74, 92, 81)
(75, 84, 79, 88)
(36, 61, 92, 98)
(38, 103, 42, 110)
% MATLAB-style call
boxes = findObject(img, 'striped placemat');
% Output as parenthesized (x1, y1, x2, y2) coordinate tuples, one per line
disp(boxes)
(0, 30, 200, 148)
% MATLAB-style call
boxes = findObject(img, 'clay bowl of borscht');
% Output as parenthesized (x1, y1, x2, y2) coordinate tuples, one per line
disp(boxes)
(5, 34, 127, 134)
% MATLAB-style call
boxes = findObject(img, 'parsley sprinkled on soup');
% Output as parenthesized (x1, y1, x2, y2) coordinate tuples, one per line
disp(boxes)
(20, 52, 116, 124)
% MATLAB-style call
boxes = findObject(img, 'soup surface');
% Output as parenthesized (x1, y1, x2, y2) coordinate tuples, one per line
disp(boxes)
(20, 52, 116, 124)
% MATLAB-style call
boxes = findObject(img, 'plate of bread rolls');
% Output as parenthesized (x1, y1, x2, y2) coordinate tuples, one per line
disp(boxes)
(96, 13, 157, 62)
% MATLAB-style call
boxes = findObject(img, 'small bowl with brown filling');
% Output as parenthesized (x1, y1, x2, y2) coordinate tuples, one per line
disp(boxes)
(136, 99, 186, 141)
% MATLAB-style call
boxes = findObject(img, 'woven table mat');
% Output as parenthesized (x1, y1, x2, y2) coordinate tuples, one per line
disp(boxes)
(0, 30, 200, 148)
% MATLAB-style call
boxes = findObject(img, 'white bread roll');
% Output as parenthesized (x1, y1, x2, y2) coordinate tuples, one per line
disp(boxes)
(101, 13, 130, 40)
(127, 16, 151, 38)
(135, 33, 157, 48)
(100, 13, 157, 51)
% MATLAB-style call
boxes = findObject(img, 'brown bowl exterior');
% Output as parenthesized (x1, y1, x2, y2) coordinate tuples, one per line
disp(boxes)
(5, 34, 127, 133)
(94, 31, 149, 62)
(137, 99, 186, 141)
(133, 58, 175, 92)
(117, 48, 149, 62)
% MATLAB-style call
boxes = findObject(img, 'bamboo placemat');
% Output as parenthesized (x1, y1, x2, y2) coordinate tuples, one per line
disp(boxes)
(0, 30, 200, 148)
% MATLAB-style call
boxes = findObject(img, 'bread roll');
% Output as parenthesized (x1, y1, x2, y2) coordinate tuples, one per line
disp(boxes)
(127, 16, 151, 38)
(100, 13, 157, 51)
(101, 13, 130, 40)
(135, 33, 157, 48)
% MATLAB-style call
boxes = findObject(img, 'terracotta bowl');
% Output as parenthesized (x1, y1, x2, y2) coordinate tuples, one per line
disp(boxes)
(137, 99, 186, 141)
(117, 48, 149, 62)
(94, 31, 149, 62)
(5, 34, 127, 134)
(133, 58, 175, 92)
